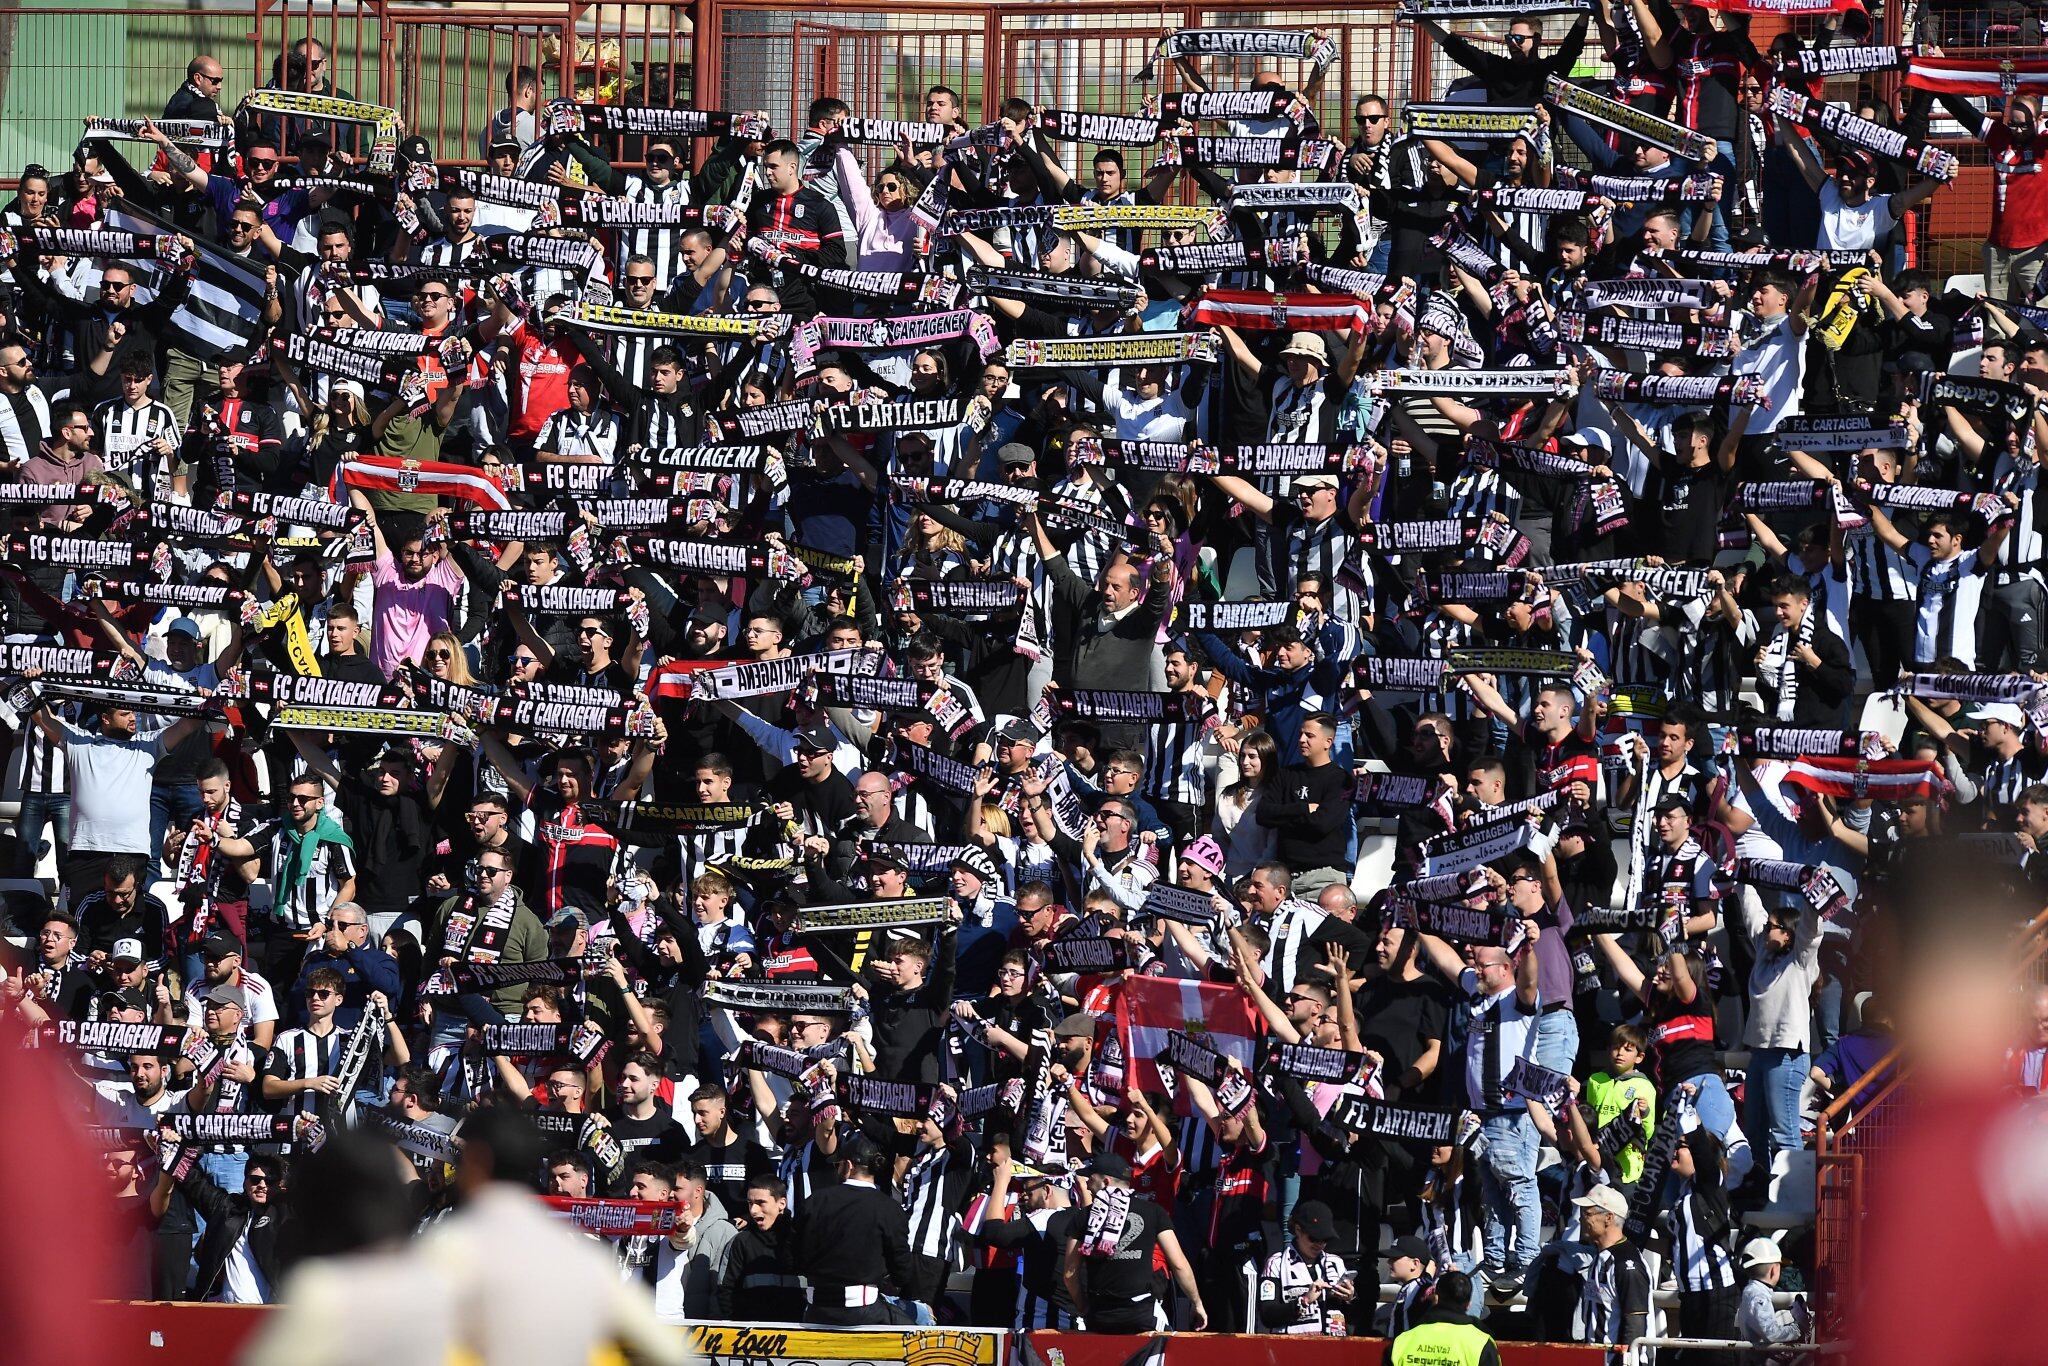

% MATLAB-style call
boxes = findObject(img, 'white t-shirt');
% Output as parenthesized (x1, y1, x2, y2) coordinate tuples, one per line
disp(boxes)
(1732, 311, 1805, 434)
(184, 967, 281, 1036)
(1816, 180, 1898, 253)
(220, 1228, 270, 1304)
(56, 718, 170, 855)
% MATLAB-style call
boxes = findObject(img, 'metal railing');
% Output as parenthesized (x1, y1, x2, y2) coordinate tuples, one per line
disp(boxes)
(1810, 906, 2048, 1337)
(1631, 1338, 1841, 1365)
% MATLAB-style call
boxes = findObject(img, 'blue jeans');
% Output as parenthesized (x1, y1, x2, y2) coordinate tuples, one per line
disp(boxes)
(1680, 1070, 1738, 1142)
(1744, 1046, 1809, 1166)
(1534, 1007, 1579, 1077)
(1477, 1110, 1542, 1279)
(150, 781, 205, 882)
(13, 791, 70, 876)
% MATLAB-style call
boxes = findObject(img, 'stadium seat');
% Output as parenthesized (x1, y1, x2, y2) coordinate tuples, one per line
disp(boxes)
(1221, 546, 1261, 602)
(1748, 1149, 1817, 1232)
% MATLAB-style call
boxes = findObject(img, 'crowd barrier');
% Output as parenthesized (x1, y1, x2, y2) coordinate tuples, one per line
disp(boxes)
(88, 1303, 1618, 1365)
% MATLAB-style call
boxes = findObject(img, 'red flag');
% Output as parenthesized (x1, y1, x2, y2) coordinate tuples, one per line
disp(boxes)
(1778, 756, 1945, 803)
(1112, 975, 1262, 1110)
(1906, 56, 2048, 96)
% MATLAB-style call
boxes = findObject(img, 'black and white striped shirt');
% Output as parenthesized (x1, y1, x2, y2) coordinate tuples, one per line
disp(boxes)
(268, 1024, 342, 1117)
(94, 396, 182, 494)
(0, 387, 52, 464)
(1845, 523, 1919, 603)
(1915, 548, 1985, 667)
(901, 1137, 974, 1261)
(1664, 1183, 1735, 1293)
(1143, 708, 1217, 812)
(536, 407, 624, 464)
(1991, 460, 2043, 587)
(605, 176, 693, 290)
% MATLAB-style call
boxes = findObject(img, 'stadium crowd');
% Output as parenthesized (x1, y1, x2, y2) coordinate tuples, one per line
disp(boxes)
(2, 3, 2046, 1356)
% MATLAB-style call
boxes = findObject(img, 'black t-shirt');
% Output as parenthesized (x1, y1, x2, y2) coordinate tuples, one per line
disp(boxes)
(1352, 970, 1453, 1100)
(1078, 1193, 1171, 1312)
(603, 1106, 690, 1190)
(1644, 460, 1731, 566)
(688, 1133, 777, 1213)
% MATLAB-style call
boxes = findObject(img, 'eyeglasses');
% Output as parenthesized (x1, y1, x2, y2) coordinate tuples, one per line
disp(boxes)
(201, 1000, 240, 1012)
(308, 988, 339, 999)
(198, 72, 225, 84)
(247, 156, 279, 169)
(228, 220, 259, 233)
(322, 311, 348, 321)
(577, 626, 609, 637)
(100, 280, 134, 292)
(743, 298, 777, 310)
(415, 290, 451, 302)
(479, 865, 511, 878)
(1509, 873, 1541, 886)
(286, 793, 321, 806)
(61, 422, 90, 432)
(1357, 113, 1387, 124)
(625, 275, 655, 285)
(997, 967, 1027, 979)
(245, 1172, 273, 1185)
(1506, 31, 1535, 43)
(511, 654, 539, 667)
(332, 920, 365, 930)
(647, 151, 676, 165)
(425, 648, 454, 659)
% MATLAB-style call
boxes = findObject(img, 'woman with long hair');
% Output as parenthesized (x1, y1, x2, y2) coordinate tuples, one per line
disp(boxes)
(419, 630, 475, 686)
(1213, 727, 1281, 879)
(1593, 938, 1738, 1140)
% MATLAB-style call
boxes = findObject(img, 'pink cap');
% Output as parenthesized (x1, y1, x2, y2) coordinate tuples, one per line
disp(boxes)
(1182, 835, 1227, 877)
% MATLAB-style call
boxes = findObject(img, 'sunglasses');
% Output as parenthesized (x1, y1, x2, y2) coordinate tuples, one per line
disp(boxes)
(425, 648, 454, 660)
(744, 299, 777, 310)
(1357, 113, 1387, 124)
(511, 654, 539, 667)
(198, 72, 224, 83)
(248, 157, 279, 168)
(246, 1172, 274, 1185)
(100, 280, 134, 292)
(229, 220, 260, 232)
(415, 290, 451, 301)
(647, 151, 676, 164)
(625, 275, 655, 285)
(308, 988, 340, 999)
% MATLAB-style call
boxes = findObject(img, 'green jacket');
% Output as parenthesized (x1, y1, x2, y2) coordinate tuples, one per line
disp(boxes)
(430, 887, 551, 1014)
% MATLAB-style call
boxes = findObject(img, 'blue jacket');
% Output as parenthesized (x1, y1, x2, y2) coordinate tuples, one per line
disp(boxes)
(291, 944, 402, 1030)
(1193, 631, 1352, 762)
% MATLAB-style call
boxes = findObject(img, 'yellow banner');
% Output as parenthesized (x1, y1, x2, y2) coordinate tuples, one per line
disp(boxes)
(679, 1327, 1000, 1366)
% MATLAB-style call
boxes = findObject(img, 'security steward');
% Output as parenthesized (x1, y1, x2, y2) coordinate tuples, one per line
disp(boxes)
(1385, 1271, 1501, 1366)
(789, 1133, 918, 1324)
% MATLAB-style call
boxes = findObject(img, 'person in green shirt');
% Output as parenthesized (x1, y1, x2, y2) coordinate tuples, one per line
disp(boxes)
(1576, 1023, 1659, 1190)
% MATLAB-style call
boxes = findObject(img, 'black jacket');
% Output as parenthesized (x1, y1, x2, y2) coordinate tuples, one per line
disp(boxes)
(719, 1218, 808, 1322)
(859, 927, 957, 1084)
(791, 1178, 917, 1301)
(180, 1165, 295, 1302)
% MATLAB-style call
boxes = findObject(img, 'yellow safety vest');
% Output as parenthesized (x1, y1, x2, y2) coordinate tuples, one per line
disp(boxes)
(1390, 1318, 1496, 1366)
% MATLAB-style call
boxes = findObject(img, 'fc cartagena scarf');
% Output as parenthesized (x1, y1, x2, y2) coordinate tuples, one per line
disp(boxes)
(774, 259, 962, 309)
(83, 117, 231, 148)
(1398, 0, 1591, 15)
(1402, 102, 1540, 141)
(1141, 237, 1307, 275)
(1136, 28, 1339, 83)
(1776, 414, 1908, 452)
(1036, 109, 1161, 146)
(1192, 288, 1367, 333)
(1735, 723, 1855, 758)
(1372, 367, 1572, 395)
(835, 116, 950, 146)
(1765, 85, 1959, 180)
(1578, 278, 1719, 311)
(1550, 166, 1722, 202)
(792, 310, 997, 374)
(1545, 74, 1716, 162)
(965, 266, 1139, 313)
(238, 89, 399, 174)
(1593, 372, 1769, 407)
(547, 299, 769, 341)
(1920, 372, 2036, 424)
(1004, 331, 1213, 370)
(1784, 43, 1916, 78)
(543, 99, 768, 140)
(1163, 133, 1302, 170)
(1559, 311, 1737, 357)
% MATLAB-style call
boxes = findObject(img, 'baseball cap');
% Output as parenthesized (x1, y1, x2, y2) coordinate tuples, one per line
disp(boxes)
(794, 722, 838, 755)
(1572, 1185, 1629, 1219)
(950, 846, 1000, 885)
(1383, 1234, 1431, 1264)
(1294, 472, 1339, 491)
(861, 845, 910, 874)
(1652, 793, 1692, 818)
(1836, 148, 1877, 177)
(1052, 1011, 1098, 1039)
(1739, 1236, 1783, 1268)
(201, 984, 246, 1007)
(102, 987, 149, 1014)
(110, 937, 145, 965)
(200, 929, 244, 962)
(1089, 1150, 1132, 1181)
(166, 617, 203, 640)
(997, 442, 1037, 468)
(1290, 1200, 1336, 1241)
(332, 379, 366, 403)
(548, 908, 589, 934)
(995, 718, 1042, 747)
(1181, 835, 1227, 878)
(1973, 701, 2029, 730)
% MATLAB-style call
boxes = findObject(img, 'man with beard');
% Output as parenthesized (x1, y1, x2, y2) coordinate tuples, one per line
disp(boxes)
(150, 1142, 292, 1304)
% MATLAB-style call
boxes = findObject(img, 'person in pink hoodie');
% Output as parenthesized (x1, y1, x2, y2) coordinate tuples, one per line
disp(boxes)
(832, 145, 926, 272)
